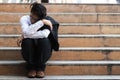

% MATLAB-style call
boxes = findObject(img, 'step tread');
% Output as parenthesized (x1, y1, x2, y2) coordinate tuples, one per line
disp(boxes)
(1, 34, 120, 38)
(59, 34, 120, 38)
(1, 12, 120, 15)
(1, 22, 120, 26)
(0, 75, 120, 79)
(1, 60, 120, 65)
(0, 47, 120, 51)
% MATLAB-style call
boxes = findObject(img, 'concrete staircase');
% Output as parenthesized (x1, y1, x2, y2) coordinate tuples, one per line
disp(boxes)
(0, 3, 120, 79)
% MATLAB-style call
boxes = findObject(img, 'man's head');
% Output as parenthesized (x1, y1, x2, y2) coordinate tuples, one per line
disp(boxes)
(30, 2, 47, 24)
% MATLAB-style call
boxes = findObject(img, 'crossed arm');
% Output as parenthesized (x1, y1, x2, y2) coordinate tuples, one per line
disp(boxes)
(17, 16, 53, 46)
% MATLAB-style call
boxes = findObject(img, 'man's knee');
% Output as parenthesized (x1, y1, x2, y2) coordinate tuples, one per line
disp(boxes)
(22, 38, 33, 45)
(37, 38, 51, 46)
(21, 38, 35, 50)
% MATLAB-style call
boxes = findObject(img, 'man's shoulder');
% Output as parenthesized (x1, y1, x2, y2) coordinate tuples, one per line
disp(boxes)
(20, 15, 30, 23)
(20, 15, 30, 20)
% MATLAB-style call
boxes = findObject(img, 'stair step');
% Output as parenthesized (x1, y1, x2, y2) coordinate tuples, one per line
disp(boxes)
(1, 37, 120, 47)
(1, 22, 120, 26)
(1, 60, 120, 65)
(2, 12, 120, 15)
(60, 24, 120, 34)
(0, 34, 120, 47)
(0, 4, 83, 13)
(0, 61, 108, 75)
(1, 34, 120, 38)
(0, 61, 120, 75)
(0, 50, 112, 61)
(0, 47, 120, 51)
(0, 13, 120, 23)
(0, 13, 95, 23)
(0, 48, 120, 60)
(0, 50, 110, 60)
(0, 4, 120, 13)
(0, 75, 120, 80)
(1, 23, 120, 34)
(61, 23, 120, 26)
(59, 34, 120, 38)
(0, 47, 120, 60)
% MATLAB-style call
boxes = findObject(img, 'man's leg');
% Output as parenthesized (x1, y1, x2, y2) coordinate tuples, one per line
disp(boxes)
(21, 38, 37, 77)
(36, 38, 52, 77)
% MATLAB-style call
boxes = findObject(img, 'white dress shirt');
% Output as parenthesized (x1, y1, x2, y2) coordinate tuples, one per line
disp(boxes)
(20, 15, 50, 39)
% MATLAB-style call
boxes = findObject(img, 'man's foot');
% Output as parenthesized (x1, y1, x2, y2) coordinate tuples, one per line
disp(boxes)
(27, 70, 36, 78)
(36, 71, 45, 78)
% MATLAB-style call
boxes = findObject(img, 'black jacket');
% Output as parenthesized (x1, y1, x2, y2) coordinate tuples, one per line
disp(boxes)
(38, 16, 59, 51)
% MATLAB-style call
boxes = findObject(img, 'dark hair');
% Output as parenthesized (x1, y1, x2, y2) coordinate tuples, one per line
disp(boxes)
(30, 2, 47, 20)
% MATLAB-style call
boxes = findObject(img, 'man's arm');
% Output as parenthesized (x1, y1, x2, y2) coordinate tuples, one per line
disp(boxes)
(19, 15, 52, 39)
(20, 16, 52, 37)
(26, 29, 50, 38)
(26, 25, 51, 38)
(20, 16, 44, 36)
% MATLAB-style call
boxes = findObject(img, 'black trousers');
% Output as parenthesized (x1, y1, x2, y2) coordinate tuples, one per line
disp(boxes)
(21, 38, 52, 71)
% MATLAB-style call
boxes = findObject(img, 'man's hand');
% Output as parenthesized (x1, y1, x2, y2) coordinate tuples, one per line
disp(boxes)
(42, 19, 53, 30)
(17, 35, 23, 47)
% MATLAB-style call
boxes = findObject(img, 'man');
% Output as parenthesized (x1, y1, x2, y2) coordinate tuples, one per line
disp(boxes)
(17, 2, 59, 78)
